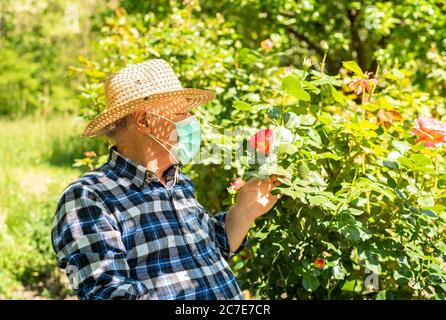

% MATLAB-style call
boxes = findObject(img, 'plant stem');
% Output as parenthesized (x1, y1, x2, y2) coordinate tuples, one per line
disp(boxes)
(434, 152, 440, 191)
(369, 64, 380, 99)
(321, 50, 328, 76)
(366, 191, 371, 214)
(327, 282, 336, 300)
(361, 91, 366, 120)
(277, 264, 286, 287)
(362, 152, 366, 174)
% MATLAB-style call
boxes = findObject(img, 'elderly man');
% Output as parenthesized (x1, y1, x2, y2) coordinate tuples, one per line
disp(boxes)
(51, 59, 281, 300)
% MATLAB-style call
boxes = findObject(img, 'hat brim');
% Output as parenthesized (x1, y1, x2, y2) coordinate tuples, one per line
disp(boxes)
(82, 88, 215, 137)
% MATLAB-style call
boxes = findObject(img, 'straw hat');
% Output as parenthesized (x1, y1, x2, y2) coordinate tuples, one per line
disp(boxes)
(82, 58, 215, 137)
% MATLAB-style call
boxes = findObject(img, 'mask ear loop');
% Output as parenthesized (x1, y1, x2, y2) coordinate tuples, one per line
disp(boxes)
(143, 109, 180, 162)
(145, 110, 177, 125)
(143, 109, 181, 188)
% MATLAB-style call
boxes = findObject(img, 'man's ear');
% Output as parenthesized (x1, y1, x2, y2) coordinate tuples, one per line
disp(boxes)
(133, 109, 151, 135)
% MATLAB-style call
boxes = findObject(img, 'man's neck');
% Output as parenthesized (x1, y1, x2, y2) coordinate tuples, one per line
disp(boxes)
(115, 142, 174, 186)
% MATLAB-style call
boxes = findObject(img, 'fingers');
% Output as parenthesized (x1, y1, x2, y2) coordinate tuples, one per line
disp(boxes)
(270, 174, 291, 184)
(270, 191, 284, 202)
(269, 175, 282, 188)
(247, 177, 262, 186)
(237, 179, 247, 189)
(247, 175, 286, 190)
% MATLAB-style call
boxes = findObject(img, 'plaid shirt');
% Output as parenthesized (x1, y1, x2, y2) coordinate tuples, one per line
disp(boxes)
(51, 145, 247, 300)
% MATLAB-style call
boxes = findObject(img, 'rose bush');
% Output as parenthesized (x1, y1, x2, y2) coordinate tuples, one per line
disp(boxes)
(228, 60, 446, 300)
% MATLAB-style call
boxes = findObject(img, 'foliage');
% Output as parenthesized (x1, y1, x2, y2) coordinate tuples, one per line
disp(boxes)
(198, 0, 446, 89)
(229, 60, 446, 299)
(0, 0, 107, 117)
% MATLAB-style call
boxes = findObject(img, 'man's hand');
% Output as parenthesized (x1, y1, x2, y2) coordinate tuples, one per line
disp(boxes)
(232, 175, 282, 222)
(225, 175, 283, 254)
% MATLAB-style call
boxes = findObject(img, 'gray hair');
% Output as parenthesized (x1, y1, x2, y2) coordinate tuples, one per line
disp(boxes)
(99, 113, 134, 142)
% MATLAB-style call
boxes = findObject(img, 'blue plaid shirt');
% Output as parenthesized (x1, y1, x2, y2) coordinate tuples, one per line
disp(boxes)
(51, 145, 247, 300)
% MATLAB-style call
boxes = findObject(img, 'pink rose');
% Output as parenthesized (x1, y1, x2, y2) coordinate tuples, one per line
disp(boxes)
(229, 178, 245, 192)
(411, 116, 446, 148)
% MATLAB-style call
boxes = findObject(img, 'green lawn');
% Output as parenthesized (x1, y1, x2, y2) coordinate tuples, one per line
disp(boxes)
(0, 115, 106, 299)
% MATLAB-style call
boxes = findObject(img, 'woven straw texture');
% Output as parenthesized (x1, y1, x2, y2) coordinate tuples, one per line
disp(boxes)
(82, 59, 215, 137)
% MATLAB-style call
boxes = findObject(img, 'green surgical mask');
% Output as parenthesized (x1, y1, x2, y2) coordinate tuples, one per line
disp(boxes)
(145, 111, 202, 165)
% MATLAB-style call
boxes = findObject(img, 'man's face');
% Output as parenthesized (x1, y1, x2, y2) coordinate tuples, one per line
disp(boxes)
(143, 97, 193, 145)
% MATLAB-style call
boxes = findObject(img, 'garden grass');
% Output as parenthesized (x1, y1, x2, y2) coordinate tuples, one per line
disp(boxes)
(0, 114, 104, 299)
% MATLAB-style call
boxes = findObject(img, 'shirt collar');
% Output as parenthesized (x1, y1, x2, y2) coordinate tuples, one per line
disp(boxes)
(107, 145, 182, 188)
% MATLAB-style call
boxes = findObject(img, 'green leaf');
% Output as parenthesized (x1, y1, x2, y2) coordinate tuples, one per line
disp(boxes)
(302, 273, 320, 292)
(342, 61, 364, 77)
(349, 208, 364, 216)
(417, 196, 435, 208)
(253, 103, 271, 110)
(410, 154, 433, 168)
(298, 114, 316, 126)
(420, 209, 437, 218)
(313, 152, 341, 161)
(392, 140, 411, 155)
(308, 195, 336, 210)
(398, 154, 434, 173)
(278, 143, 299, 155)
(384, 73, 400, 81)
(298, 161, 310, 179)
(376, 290, 387, 300)
(275, 187, 305, 200)
(233, 100, 253, 111)
(282, 75, 311, 101)
(308, 171, 327, 187)
(332, 263, 347, 280)
(302, 80, 320, 93)
(318, 112, 333, 126)
(330, 84, 346, 104)
(269, 166, 292, 177)
(267, 107, 281, 120)
(341, 279, 357, 292)
(397, 156, 413, 169)
(364, 255, 381, 275)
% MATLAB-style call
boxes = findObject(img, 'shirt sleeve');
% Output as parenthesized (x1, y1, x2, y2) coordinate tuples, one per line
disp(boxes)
(51, 184, 156, 300)
(209, 211, 248, 260)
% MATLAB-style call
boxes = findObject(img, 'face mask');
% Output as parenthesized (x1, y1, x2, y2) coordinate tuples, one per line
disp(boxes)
(145, 111, 202, 165)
